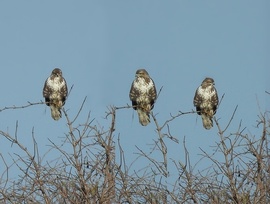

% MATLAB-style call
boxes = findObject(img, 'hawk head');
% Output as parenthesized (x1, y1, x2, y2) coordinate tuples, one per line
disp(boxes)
(201, 77, 215, 88)
(135, 69, 150, 82)
(136, 69, 149, 77)
(51, 68, 63, 78)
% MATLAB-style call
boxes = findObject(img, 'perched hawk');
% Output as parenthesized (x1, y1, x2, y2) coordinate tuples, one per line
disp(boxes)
(193, 77, 218, 129)
(43, 68, 68, 120)
(129, 69, 157, 126)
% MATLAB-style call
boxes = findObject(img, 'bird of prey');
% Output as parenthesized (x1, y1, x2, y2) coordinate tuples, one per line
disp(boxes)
(129, 69, 157, 126)
(193, 77, 218, 129)
(43, 68, 68, 120)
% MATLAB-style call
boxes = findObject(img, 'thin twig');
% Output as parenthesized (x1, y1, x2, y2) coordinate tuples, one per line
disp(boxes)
(0, 101, 44, 112)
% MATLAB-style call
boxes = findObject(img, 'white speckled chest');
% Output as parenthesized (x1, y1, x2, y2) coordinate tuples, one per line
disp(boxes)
(134, 77, 154, 103)
(47, 77, 65, 99)
(198, 86, 216, 108)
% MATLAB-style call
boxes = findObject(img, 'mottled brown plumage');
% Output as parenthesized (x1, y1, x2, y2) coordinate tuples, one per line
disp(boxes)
(129, 69, 157, 126)
(193, 77, 218, 129)
(43, 68, 68, 120)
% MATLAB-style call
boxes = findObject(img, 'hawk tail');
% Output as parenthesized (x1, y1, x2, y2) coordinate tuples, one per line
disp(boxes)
(50, 105, 62, 121)
(137, 109, 150, 126)
(201, 114, 213, 130)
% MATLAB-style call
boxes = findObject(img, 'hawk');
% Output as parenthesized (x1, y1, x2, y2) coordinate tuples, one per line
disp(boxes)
(43, 68, 68, 120)
(193, 77, 218, 129)
(129, 69, 157, 126)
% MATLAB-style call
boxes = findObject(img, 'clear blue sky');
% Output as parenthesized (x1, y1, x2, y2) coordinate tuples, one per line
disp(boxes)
(0, 1, 269, 181)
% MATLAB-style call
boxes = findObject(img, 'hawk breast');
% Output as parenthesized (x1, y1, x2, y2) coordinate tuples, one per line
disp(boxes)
(133, 77, 154, 103)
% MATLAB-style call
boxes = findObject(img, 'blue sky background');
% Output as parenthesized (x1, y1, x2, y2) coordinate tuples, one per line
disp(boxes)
(0, 1, 269, 182)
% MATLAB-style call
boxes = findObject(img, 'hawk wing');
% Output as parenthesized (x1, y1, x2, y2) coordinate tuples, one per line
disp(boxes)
(43, 79, 52, 106)
(193, 88, 203, 115)
(129, 81, 140, 110)
(59, 78, 68, 106)
(210, 87, 218, 114)
(147, 80, 157, 110)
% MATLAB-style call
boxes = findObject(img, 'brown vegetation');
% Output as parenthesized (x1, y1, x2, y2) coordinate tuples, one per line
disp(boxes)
(0, 98, 269, 203)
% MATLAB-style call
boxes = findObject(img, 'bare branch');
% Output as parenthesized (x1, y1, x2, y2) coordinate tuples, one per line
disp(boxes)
(0, 101, 44, 112)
